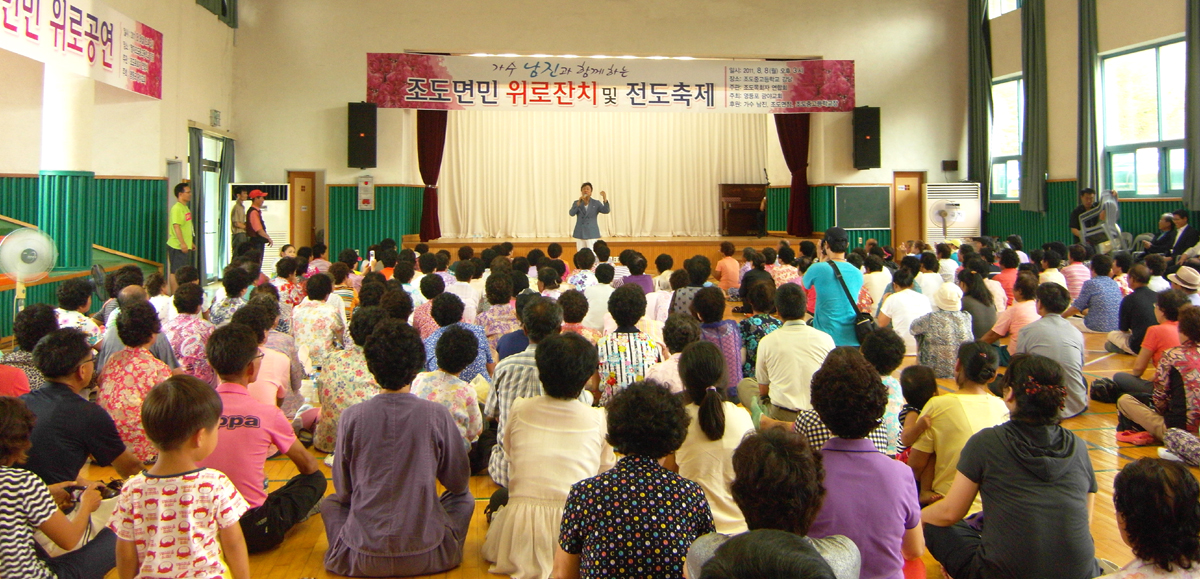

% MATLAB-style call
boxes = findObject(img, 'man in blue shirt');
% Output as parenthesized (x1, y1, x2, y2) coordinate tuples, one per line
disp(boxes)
(569, 182, 610, 252)
(800, 227, 864, 347)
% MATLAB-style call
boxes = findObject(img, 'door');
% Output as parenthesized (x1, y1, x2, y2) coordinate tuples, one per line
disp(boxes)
(289, 171, 315, 248)
(893, 172, 925, 254)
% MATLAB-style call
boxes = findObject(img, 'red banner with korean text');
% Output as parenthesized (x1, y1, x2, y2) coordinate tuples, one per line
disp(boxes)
(0, 0, 162, 99)
(367, 53, 854, 114)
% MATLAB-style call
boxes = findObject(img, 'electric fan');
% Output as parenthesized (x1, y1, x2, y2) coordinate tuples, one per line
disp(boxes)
(0, 228, 59, 313)
(928, 200, 963, 240)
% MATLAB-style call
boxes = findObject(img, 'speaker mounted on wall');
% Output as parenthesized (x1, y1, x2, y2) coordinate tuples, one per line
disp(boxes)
(852, 106, 881, 170)
(348, 102, 378, 169)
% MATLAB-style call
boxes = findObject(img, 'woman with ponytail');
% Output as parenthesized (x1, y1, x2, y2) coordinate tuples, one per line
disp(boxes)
(923, 353, 1101, 579)
(668, 340, 755, 535)
(905, 341, 1009, 506)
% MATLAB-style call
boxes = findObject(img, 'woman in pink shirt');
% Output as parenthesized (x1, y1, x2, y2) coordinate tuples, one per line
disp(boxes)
(981, 273, 1040, 366)
(714, 241, 741, 293)
(994, 249, 1021, 306)
(98, 302, 172, 463)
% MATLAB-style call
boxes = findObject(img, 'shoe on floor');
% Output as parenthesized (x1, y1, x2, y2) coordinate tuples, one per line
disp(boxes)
(1115, 430, 1157, 445)
(1159, 447, 1186, 463)
(324, 453, 335, 467)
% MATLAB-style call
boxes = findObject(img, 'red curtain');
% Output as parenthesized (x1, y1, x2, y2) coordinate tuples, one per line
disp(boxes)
(774, 113, 812, 237)
(417, 109, 447, 241)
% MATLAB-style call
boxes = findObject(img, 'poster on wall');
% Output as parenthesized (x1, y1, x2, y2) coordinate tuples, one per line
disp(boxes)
(367, 53, 854, 114)
(0, 0, 163, 99)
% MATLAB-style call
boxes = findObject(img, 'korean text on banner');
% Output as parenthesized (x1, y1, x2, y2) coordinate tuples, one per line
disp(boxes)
(0, 0, 163, 99)
(367, 54, 854, 114)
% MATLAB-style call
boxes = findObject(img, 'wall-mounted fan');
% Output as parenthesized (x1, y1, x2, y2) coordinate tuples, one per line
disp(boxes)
(0, 228, 58, 313)
(928, 200, 963, 240)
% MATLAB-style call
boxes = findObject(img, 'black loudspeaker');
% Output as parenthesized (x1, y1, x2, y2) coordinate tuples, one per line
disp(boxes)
(853, 106, 880, 170)
(348, 102, 377, 169)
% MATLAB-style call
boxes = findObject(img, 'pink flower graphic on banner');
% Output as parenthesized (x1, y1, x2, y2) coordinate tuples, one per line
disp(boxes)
(367, 53, 462, 110)
(782, 60, 855, 112)
(132, 22, 163, 99)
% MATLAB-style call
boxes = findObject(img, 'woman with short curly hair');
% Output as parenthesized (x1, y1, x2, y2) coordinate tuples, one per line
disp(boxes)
(554, 382, 714, 579)
(1103, 458, 1200, 578)
(97, 302, 171, 462)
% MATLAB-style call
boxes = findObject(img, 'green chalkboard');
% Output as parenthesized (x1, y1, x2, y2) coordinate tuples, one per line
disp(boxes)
(835, 186, 891, 230)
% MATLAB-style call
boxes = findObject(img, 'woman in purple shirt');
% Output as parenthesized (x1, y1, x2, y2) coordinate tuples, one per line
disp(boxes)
(691, 287, 744, 403)
(321, 320, 474, 577)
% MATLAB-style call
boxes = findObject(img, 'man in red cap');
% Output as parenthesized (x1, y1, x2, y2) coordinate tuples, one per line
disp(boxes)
(246, 189, 272, 251)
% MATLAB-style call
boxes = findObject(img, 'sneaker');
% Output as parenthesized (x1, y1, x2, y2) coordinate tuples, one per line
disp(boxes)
(1115, 430, 1157, 445)
(323, 453, 335, 467)
(1158, 447, 1186, 463)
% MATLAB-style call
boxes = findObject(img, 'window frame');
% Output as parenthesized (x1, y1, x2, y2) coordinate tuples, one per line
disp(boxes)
(1101, 38, 1186, 199)
(989, 0, 1021, 19)
(990, 76, 1024, 200)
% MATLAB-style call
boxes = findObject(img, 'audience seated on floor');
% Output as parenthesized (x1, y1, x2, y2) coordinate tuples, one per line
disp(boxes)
(1009, 282, 1090, 419)
(957, 269, 998, 341)
(162, 282, 217, 386)
(558, 289, 602, 344)
(597, 284, 664, 405)
(4, 303, 59, 391)
(198, 323, 326, 554)
(313, 306, 386, 454)
(423, 292, 494, 383)
(646, 313, 702, 394)
(1063, 253, 1123, 334)
(582, 263, 615, 329)
(878, 267, 931, 356)
(692, 286, 744, 401)
(1100, 458, 1200, 578)
(230, 303, 293, 408)
(670, 255, 712, 317)
(753, 284, 834, 423)
(910, 284, 974, 379)
(859, 327, 908, 456)
(1109, 288, 1187, 404)
(54, 277, 104, 349)
(97, 302, 171, 463)
(1117, 305, 1200, 445)
(981, 272, 1040, 366)
(923, 353, 1101, 579)
(411, 325, 485, 449)
(1106, 263, 1158, 356)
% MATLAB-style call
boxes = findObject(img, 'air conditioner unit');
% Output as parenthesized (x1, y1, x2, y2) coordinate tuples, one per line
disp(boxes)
(922, 183, 982, 244)
(230, 183, 290, 274)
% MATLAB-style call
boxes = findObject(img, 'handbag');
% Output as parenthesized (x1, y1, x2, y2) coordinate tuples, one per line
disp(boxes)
(830, 260, 875, 343)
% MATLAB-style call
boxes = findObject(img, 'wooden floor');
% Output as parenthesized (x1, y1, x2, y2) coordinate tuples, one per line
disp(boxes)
(87, 328, 1181, 579)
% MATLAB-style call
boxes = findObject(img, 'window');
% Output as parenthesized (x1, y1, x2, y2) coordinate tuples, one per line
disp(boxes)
(1103, 40, 1185, 197)
(989, 0, 1020, 19)
(991, 78, 1023, 199)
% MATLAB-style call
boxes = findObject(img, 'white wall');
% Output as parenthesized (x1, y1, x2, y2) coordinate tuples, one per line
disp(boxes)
(990, 0, 1185, 180)
(233, 0, 969, 190)
(0, 0, 234, 176)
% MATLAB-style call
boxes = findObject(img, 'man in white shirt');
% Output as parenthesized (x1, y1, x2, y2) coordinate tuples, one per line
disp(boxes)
(582, 264, 616, 330)
(754, 284, 835, 422)
(444, 261, 481, 324)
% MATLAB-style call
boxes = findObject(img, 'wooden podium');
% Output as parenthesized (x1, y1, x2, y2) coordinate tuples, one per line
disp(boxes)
(719, 184, 766, 236)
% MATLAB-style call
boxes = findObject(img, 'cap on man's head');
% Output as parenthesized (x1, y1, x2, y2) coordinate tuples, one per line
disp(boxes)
(823, 227, 848, 244)
(249, 189, 268, 198)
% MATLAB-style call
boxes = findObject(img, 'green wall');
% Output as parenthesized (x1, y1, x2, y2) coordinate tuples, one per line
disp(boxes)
(766, 187, 790, 231)
(985, 180, 1183, 251)
(328, 185, 424, 255)
(0, 176, 38, 226)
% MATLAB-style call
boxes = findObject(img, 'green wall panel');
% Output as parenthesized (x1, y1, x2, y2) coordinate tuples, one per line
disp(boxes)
(39, 171, 95, 269)
(986, 181, 1185, 251)
(844, 229, 892, 248)
(811, 186, 835, 231)
(92, 178, 168, 264)
(0, 176, 38, 225)
(328, 186, 424, 255)
(766, 187, 789, 231)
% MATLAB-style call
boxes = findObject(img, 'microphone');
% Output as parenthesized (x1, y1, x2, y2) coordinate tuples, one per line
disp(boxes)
(763, 168, 769, 184)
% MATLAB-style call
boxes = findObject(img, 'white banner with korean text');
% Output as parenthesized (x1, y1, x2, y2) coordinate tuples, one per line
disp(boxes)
(367, 54, 854, 114)
(0, 0, 162, 99)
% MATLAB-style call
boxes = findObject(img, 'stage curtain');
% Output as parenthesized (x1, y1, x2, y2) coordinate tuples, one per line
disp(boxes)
(439, 111, 767, 238)
(774, 113, 811, 237)
(1185, 0, 1200, 210)
(1020, 0, 1050, 213)
(417, 110, 447, 241)
(968, 0, 993, 210)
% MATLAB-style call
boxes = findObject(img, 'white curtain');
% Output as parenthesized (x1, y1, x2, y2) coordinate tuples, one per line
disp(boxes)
(440, 110, 768, 238)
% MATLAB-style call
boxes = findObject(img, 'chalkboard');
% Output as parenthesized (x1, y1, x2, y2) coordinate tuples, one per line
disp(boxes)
(835, 185, 891, 230)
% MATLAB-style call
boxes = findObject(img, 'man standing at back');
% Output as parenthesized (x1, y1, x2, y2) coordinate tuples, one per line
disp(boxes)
(231, 187, 249, 252)
(246, 189, 273, 251)
(167, 183, 194, 294)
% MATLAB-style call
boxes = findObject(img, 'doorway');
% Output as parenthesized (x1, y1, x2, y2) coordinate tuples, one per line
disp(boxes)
(893, 172, 925, 251)
(288, 171, 316, 248)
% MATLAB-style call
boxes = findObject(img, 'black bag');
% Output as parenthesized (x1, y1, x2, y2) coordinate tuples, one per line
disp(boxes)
(1090, 377, 1118, 404)
(831, 261, 875, 343)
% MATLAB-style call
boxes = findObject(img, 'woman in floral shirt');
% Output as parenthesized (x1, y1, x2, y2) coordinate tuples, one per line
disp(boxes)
(691, 287, 744, 401)
(98, 302, 171, 462)
(271, 257, 306, 307)
(598, 286, 664, 406)
(208, 265, 255, 325)
(476, 274, 520, 351)
(738, 280, 782, 381)
(313, 307, 387, 453)
(294, 274, 348, 370)
(161, 283, 217, 386)
(910, 284, 975, 379)
(410, 326, 484, 449)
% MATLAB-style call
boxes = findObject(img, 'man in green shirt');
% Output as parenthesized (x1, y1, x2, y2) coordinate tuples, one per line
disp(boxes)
(167, 183, 194, 293)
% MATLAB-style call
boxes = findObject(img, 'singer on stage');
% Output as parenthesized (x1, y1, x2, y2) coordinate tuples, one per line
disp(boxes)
(569, 182, 610, 251)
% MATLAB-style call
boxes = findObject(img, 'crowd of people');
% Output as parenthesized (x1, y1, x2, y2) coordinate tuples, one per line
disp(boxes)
(0, 222, 1198, 579)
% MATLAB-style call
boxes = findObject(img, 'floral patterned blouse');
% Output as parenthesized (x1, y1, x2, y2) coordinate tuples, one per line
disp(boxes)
(413, 301, 439, 341)
(274, 299, 293, 335)
(162, 313, 217, 386)
(293, 298, 347, 368)
(597, 330, 663, 406)
(1153, 341, 1200, 434)
(97, 347, 172, 462)
(560, 455, 715, 579)
(771, 264, 800, 288)
(2, 351, 45, 391)
(313, 346, 379, 453)
(910, 310, 975, 379)
(55, 309, 103, 346)
(562, 322, 603, 345)
(410, 369, 484, 449)
(272, 277, 305, 308)
(738, 314, 782, 379)
(477, 302, 520, 351)
(208, 296, 247, 326)
(567, 269, 597, 292)
(700, 320, 744, 392)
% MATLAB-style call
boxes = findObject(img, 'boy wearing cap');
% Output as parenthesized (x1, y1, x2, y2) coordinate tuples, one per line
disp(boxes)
(246, 189, 273, 250)
(800, 227, 864, 346)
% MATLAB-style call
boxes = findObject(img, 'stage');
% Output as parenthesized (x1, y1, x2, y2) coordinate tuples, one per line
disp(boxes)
(415, 234, 834, 270)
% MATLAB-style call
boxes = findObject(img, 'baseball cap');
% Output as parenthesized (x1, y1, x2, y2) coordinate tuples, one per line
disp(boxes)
(823, 227, 848, 244)
(249, 189, 267, 198)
